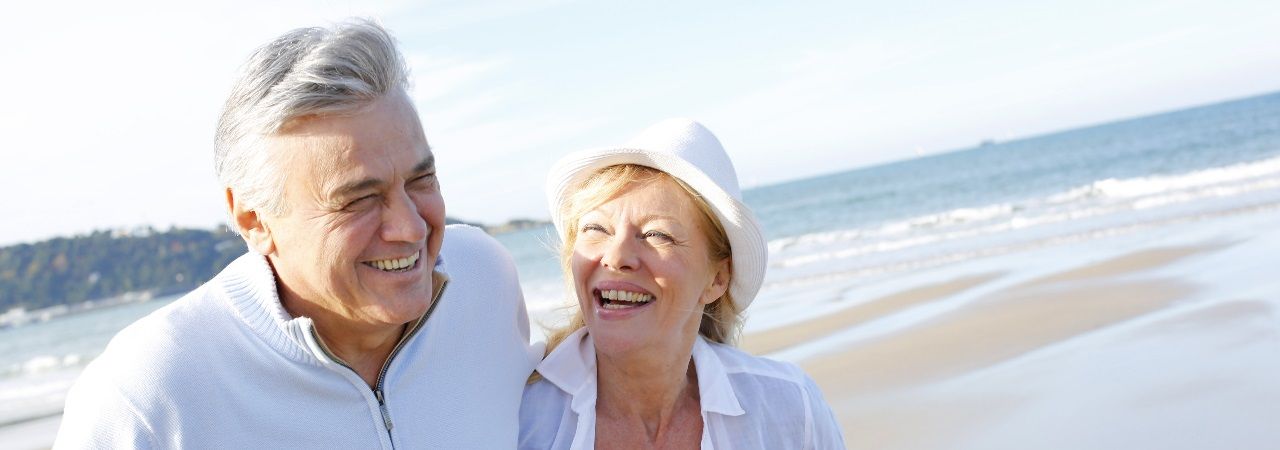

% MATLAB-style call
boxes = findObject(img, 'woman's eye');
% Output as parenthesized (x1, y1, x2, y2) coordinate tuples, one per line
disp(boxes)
(643, 230, 674, 242)
(581, 223, 606, 234)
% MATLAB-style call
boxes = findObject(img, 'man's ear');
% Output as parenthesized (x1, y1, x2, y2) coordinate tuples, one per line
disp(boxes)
(226, 187, 275, 256)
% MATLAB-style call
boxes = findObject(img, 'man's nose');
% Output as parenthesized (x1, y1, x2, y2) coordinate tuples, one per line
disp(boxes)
(381, 189, 428, 244)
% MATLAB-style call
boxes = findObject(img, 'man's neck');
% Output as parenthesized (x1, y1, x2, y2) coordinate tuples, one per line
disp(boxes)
(313, 319, 408, 389)
(277, 290, 411, 389)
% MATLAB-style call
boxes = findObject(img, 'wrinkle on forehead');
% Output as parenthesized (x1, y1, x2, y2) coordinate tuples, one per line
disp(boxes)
(262, 93, 432, 213)
(587, 179, 700, 236)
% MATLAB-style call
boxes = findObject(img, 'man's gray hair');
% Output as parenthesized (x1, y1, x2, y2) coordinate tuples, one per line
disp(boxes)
(214, 18, 412, 215)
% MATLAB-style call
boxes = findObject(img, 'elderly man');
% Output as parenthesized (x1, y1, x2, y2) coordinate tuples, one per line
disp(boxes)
(54, 19, 537, 448)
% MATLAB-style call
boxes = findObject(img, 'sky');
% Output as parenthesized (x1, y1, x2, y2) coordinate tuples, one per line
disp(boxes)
(2, 0, 1279, 246)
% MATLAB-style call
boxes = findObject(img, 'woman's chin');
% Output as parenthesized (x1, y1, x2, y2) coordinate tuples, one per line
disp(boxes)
(587, 326, 658, 357)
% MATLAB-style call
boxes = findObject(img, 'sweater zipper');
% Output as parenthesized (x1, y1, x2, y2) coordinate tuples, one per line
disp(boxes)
(308, 276, 450, 446)
(373, 276, 449, 438)
(376, 389, 393, 431)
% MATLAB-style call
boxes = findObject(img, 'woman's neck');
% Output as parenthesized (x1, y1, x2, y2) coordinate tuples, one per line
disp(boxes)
(594, 341, 702, 441)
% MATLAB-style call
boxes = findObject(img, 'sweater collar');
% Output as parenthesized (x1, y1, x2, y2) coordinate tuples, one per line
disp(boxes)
(535, 328, 746, 418)
(217, 251, 449, 367)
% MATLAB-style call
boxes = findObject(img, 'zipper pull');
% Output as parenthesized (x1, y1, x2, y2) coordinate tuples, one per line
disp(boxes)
(376, 389, 394, 432)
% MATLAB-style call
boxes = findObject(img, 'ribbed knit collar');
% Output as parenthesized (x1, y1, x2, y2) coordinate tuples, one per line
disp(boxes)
(214, 252, 448, 367)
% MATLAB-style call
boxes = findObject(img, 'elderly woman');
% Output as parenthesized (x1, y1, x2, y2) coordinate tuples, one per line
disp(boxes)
(520, 119, 845, 449)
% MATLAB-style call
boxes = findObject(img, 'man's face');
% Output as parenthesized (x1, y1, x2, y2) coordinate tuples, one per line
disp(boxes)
(258, 93, 445, 332)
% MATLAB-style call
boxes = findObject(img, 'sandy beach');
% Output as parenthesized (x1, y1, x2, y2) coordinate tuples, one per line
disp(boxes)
(741, 203, 1280, 449)
(0, 416, 60, 450)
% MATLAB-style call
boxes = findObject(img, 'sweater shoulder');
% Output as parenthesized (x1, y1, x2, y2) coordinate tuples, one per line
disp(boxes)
(66, 284, 236, 425)
(441, 224, 518, 278)
(442, 224, 511, 259)
(82, 285, 232, 387)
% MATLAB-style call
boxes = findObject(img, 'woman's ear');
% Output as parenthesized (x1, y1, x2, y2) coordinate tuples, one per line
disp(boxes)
(701, 259, 732, 305)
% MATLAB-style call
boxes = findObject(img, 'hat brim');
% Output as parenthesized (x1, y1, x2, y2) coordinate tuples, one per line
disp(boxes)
(546, 147, 767, 311)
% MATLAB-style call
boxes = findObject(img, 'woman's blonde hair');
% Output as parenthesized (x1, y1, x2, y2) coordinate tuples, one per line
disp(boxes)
(540, 164, 743, 360)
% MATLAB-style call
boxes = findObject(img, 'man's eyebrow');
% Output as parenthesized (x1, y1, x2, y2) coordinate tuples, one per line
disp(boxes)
(411, 154, 435, 175)
(331, 177, 383, 200)
(330, 154, 435, 201)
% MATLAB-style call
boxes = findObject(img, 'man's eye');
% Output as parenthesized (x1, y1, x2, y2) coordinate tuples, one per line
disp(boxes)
(410, 173, 437, 187)
(344, 195, 377, 210)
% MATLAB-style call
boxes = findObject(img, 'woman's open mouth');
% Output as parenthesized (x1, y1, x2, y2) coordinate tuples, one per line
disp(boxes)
(596, 288, 654, 310)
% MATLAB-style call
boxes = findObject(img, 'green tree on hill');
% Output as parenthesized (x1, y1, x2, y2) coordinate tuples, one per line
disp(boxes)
(0, 227, 246, 311)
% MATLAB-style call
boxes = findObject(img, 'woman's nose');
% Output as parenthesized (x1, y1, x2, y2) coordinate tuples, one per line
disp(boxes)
(599, 234, 640, 271)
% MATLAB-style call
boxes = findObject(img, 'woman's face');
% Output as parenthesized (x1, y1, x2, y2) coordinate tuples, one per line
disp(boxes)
(570, 175, 731, 358)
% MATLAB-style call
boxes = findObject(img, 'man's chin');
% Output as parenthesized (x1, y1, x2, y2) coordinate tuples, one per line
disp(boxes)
(371, 290, 434, 323)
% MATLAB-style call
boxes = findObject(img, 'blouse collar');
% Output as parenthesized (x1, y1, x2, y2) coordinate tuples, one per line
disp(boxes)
(535, 328, 746, 418)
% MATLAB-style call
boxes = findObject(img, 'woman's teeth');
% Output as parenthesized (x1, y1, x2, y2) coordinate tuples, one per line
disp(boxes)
(366, 252, 419, 272)
(600, 289, 653, 310)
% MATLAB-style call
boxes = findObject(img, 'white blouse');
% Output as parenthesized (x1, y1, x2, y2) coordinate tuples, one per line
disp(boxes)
(519, 329, 846, 449)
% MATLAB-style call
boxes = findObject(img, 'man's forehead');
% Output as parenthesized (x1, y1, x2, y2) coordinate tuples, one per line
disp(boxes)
(268, 131, 430, 170)
(261, 93, 434, 196)
(323, 151, 435, 194)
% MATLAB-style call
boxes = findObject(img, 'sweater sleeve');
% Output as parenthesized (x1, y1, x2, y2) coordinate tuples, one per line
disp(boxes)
(440, 224, 538, 364)
(54, 365, 158, 450)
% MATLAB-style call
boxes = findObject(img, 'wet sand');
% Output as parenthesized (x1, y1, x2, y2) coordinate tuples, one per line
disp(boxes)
(741, 220, 1280, 449)
(0, 415, 59, 450)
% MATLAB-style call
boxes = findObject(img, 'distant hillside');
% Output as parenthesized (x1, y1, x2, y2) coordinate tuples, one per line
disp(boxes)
(483, 218, 550, 234)
(0, 217, 544, 312)
(0, 227, 246, 312)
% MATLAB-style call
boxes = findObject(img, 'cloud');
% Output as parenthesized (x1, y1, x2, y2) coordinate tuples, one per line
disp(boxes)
(428, 115, 611, 222)
(386, 0, 580, 33)
(406, 53, 508, 102)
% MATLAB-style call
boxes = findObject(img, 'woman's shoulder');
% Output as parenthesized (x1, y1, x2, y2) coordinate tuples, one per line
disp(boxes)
(701, 340, 826, 412)
(700, 340, 846, 448)
(520, 377, 573, 426)
(704, 340, 812, 384)
(519, 378, 576, 450)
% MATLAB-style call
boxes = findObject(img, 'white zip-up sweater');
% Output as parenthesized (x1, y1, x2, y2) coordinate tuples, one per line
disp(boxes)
(54, 225, 539, 449)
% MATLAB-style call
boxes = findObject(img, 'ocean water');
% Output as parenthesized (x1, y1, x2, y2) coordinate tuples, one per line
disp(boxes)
(516, 92, 1280, 326)
(4, 91, 1280, 433)
(0, 297, 174, 426)
(753, 92, 1280, 286)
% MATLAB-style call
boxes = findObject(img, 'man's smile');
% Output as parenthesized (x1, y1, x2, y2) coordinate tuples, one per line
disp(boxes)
(363, 251, 420, 272)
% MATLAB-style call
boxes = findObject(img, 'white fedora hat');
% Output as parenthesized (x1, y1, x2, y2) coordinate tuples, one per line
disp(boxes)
(546, 118, 767, 311)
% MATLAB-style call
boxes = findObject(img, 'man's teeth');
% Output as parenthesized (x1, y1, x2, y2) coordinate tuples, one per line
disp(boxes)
(368, 252, 419, 272)
(600, 289, 653, 309)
